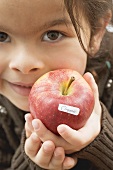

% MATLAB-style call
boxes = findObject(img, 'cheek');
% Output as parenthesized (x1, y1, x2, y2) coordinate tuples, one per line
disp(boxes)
(47, 48, 87, 75)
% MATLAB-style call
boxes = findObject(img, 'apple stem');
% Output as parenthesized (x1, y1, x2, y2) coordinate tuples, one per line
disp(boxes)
(63, 76, 75, 95)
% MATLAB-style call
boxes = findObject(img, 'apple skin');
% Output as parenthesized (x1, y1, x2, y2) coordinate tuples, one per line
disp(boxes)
(29, 69, 95, 135)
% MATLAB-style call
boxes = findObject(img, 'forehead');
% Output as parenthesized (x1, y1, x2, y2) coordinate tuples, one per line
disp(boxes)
(0, 0, 64, 16)
(0, 0, 68, 35)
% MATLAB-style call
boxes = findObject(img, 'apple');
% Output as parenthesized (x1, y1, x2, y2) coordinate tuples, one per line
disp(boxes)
(29, 69, 94, 135)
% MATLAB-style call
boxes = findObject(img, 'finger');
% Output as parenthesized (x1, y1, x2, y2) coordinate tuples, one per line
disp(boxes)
(57, 124, 85, 152)
(25, 132, 41, 157)
(57, 123, 99, 152)
(58, 114, 101, 152)
(50, 147, 65, 168)
(63, 156, 78, 170)
(83, 72, 99, 100)
(35, 140, 55, 168)
(25, 122, 32, 138)
(32, 119, 68, 147)
(84, 72, 102, 117)
(25, 113, 34, 137)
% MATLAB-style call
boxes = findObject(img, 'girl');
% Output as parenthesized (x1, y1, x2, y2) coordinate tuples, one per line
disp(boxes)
(0, 0, 112, 170)
(25, 0, 113, 170)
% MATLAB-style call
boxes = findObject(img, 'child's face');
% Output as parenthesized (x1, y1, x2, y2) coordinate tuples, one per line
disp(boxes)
(0, 0, 91, 111)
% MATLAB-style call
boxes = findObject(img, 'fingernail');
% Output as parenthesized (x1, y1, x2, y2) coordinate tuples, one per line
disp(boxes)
(32, 119, 39, 131)
(24, 114, 28, 122)
(54, 149, 62, 157)
(43, 142, 54, 153)
(64, 158, 75, 168)
(24, 113, 30, 122)
(31, 132, 39, 141)
(43, 144, 50, 152)
(57, 125, 65, 134)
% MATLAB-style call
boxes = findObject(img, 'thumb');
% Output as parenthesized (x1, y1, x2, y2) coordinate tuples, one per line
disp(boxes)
(83, 72, 101, 117)
(63, 156, 78, 170)
(83, 72, 99, 100)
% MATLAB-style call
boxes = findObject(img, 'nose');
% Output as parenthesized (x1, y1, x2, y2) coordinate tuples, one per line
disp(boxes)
(9, 47, 45, 74)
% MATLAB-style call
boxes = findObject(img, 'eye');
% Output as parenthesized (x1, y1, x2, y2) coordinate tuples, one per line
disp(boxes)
(0, 32, 10, 42)
(43, 31, 64, 42)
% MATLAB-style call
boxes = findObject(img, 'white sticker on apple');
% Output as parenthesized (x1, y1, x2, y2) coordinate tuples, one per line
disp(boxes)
(58, 104, 80, 116)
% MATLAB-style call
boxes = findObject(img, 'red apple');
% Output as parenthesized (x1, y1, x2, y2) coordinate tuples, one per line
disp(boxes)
(29, 69, 94, 135)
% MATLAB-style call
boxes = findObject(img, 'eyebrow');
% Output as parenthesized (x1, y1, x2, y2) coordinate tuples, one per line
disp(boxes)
(38, 18, 73, 31)
(0, 18, 73, 35)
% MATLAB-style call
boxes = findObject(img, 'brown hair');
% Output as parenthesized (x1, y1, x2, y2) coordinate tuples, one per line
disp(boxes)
(64, 0, 112, 54)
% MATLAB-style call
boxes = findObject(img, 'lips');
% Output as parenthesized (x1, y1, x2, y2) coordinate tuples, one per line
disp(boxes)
(8, 82, 33, 96)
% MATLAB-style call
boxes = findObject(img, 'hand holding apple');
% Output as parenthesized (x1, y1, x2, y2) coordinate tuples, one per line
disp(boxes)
(29, 69, 94, 135)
